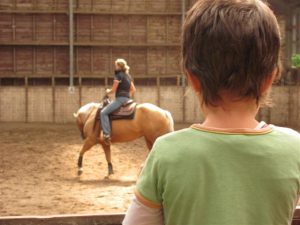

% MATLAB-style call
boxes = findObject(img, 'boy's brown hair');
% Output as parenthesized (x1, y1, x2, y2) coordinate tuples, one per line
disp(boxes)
(182, 0, 281, 106)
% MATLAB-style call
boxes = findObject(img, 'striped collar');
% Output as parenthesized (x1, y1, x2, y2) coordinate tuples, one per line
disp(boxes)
(191, 122, 273, 135)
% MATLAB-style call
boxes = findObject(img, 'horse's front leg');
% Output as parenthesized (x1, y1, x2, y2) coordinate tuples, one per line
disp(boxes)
(102, 144, 114, 177)
(78, 138, 94, 176)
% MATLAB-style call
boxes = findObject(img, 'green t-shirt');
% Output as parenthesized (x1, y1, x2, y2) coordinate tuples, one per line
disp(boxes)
(136, 125, 300, 225)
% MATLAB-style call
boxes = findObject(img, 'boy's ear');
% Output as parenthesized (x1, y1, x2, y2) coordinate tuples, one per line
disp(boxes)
(186, 71, 202, 93)
(261, 68, 277, 93)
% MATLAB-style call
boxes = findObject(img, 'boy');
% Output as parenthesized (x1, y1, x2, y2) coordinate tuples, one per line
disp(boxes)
(123, 0, 300, 224)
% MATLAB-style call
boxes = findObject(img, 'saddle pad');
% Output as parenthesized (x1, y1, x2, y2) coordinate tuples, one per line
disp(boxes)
(95, 102, 137, 121)
(110, 102, 137, 120)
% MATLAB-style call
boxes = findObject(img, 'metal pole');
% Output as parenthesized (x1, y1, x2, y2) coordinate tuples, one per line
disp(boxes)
(69, 0, 74, 91)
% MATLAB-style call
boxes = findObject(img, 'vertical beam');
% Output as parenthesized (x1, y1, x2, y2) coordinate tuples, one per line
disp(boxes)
(12, 13, 16, 74)
(297, 10, 300, 54)
(25, 77, 28, 123)
(52, 77, 55, 123)
(76, 47, 79, 76)
(157, 76, 161, 106)
(0, 78, 1, 122)
(166, 16, 169, 45)
(53, 14, 56, 41)
(182, 0, 187, 122)
(91, 14, 94, 42)
(13, 0, 16, 10)
(69, 0, 74, 88)
(53, 48, 56, 75)
(146, 16, 149, 76)
(52, 47, 56, 122)
(79, 77, 82, 106)
(286, 13, 293, 67)
(32, 14, 36, 41)
(292, 12, 297, 56)
(32, 0, 37, 10)
(13, 47, 16, 74)
(12, 14, 16, 41)
(12, 14, 16, 75)
(53, 0, 57, 10)
(91, 47, 94, 75)
(165, 47, 167, 76)
(33, 46, 36, 75)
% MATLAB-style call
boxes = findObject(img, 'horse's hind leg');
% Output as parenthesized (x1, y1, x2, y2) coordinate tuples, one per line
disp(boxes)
(101, 144, 114, 177)
(78, 138, 95, 176)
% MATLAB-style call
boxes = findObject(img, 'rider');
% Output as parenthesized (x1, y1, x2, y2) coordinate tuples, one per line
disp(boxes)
(100, 58, 136, 145)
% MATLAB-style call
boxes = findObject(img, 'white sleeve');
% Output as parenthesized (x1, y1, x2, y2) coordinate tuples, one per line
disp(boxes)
(122, 196, 164, 225)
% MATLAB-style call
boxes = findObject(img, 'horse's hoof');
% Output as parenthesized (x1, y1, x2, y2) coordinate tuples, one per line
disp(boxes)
(104, 175, 110, 180)
(77, 168, 83, 176)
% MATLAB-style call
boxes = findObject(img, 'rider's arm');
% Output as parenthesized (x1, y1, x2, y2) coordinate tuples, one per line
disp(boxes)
(122, 196, 164, 225)
(130, 82, 136, 94)
(106, 80, 119, 94)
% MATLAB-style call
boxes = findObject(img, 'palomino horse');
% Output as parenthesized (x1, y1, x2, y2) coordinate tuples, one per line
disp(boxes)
(73, 100, 174, 177)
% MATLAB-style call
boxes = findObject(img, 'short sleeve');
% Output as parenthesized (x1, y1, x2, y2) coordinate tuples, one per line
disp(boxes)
(114, 72, 122, 82)
(135, 141, 163, 207)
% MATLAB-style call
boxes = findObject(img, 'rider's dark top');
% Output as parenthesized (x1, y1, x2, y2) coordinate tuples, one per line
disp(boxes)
(114, 70, 132, 98)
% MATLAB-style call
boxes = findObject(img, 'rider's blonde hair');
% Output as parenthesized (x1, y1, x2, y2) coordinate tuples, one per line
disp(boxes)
(115, 58, 130, 74)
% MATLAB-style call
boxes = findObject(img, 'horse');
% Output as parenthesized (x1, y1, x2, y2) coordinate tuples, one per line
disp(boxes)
(73, 98, 174, 177)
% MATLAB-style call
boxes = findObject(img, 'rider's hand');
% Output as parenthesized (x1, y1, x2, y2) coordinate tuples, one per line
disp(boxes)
(106, 89, 111, 94)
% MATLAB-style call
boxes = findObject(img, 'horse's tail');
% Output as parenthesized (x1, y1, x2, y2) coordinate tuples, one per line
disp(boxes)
(164, 110, 174, 132)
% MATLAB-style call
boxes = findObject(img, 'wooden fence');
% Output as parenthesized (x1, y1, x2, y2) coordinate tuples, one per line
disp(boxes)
(0, 206, 299, 225)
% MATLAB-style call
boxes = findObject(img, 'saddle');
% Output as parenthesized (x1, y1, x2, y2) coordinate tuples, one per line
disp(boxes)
(95, 100, 137, 122)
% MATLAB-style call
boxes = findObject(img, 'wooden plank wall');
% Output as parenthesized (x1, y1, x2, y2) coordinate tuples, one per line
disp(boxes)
(0, 0, 183, 78)
(0, 0, 299, 126)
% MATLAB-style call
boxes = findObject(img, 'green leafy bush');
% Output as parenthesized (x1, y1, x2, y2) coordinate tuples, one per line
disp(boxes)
(291, 54, 300, 68)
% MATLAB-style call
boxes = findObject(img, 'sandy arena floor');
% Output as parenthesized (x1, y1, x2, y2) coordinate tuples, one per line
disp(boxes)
(0, 123, 156, 216)
(0, 123, 299, 216)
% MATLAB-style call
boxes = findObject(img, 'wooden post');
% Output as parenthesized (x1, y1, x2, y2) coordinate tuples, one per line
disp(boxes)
(157, 76, 160, 106)
(146, 16, 149, 76)
(12, 14, 16, 41)
(52, 77, 55, 123)
(181, 0, 186, 123)
(32, 0, 37, 10)
(53, 14, 56, 41)
(13, 47, 16, 74)
(91, 0, 94, 12)
(32, 14, 36, 41)
(91, 14, 94, 41)
(53, 48, 56, 75)
(33, 47, 36, 75)
(91, 47, 94, 75)
(25, 77, 28, 123)
(13, 0, 16, 9)
(79, 76, 82, 106)
(52, 48, 56, 122)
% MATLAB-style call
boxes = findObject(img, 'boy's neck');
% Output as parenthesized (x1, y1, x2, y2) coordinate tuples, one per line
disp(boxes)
(201, 97, 260, 129)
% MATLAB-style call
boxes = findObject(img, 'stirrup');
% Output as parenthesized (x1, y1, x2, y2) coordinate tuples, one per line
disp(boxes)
(103, 134, 111, 146)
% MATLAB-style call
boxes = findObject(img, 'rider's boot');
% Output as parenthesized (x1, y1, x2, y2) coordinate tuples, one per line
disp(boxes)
(101, 131, 111, 146)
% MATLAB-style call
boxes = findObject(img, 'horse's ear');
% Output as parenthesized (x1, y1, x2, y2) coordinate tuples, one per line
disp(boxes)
(73, 112, 78, 118)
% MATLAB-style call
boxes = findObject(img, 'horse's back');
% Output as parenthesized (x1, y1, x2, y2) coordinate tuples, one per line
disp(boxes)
(135, 103, 174, 132)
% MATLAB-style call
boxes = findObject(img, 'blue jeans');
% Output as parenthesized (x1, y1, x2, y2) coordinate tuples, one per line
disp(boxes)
(100, 97, 130, 135)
